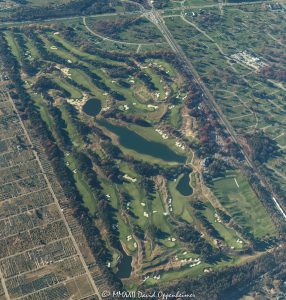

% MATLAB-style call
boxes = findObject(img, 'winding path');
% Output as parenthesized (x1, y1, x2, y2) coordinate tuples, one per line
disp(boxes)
(145, 0, 286, 222)
(83, 16, 165, 46)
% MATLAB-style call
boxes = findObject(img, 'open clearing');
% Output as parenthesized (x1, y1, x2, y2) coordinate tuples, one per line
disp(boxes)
(211, 170, 277, 239)
(0, 0, 283, 293)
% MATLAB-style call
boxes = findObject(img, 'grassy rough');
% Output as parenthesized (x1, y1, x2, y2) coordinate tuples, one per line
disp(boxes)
(211, 170, 277, 239)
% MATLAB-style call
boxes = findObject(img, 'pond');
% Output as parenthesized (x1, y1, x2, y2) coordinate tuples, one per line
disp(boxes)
(98, 120, 186, 163)
(176, 173, 193, 196)
(82, 99, 101, 117)
(116, 242, 132, 279)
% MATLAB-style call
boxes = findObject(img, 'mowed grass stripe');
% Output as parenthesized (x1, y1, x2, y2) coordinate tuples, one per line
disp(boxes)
(211, 170, 276, 239)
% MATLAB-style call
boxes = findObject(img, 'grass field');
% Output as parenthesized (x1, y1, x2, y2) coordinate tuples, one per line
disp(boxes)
(26, 0, 73, 6)
(211, 170, 277, 239)
(5, 32, 22, 62)
(203, 204, 246, 249)
(167, 178, 193, 223)
(144, 253, 256, 286)
(2, 10, 281, 288)
(85, 15, 165, 44)
(165, 3, 286, 215)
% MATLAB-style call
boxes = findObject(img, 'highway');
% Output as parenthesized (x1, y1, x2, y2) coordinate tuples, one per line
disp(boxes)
(83, 16, 164, 46)
(160, 0, 271, 12)
(0, 0, 271, 27)
(146, 0, 286, 221)
(146, 4, 253, 166)
(0, 11, 142, 28)
(273, 197, 286, 220)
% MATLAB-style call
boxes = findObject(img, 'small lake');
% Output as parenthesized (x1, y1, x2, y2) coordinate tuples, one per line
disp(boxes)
(98, 120, 186, 163)
(176, 173, 193, 196)
(82, 99, 101, 117)
(116, 242, 132, 279)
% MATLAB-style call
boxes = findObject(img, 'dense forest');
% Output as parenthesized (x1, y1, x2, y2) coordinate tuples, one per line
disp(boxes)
(0, 31, 123, 295)
(2, 0, 120, 21)
(159, 245, 286, 300)
(0, 13, 285, 297)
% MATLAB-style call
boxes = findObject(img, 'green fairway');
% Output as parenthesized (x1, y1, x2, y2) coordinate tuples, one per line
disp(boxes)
(52, 77, 83, 99)
(211, 170, 277, 239)
(167, 178, 193, 223)
(203, 204, 246, 249)
(2, 10, 282, 290)
(5, 32, 22, 62)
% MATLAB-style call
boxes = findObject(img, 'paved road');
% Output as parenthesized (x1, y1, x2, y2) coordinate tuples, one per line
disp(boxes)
(161, 0, 270, 12)
(148, 7, 251, 163)
(6, 90, 103, 300)
(0, 0, 271, 27)
(273, 197, 286, 219)
(83, 16, 165, 46)
(0, 11, 142, 27)
(146, 1, 286, 221)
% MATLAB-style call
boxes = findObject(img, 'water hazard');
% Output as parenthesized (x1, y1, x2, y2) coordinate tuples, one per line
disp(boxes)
(176, 173, 193, 196)
(82, 99, 102, 117)
(98, 120, 186, 163)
